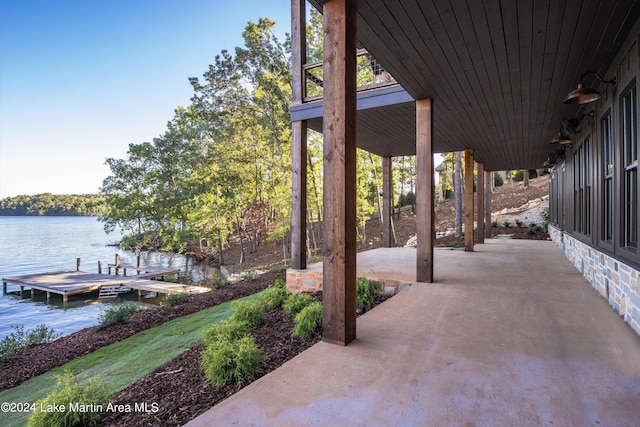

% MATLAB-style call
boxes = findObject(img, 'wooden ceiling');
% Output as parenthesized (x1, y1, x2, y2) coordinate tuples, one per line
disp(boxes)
(307, 0, 640, 170)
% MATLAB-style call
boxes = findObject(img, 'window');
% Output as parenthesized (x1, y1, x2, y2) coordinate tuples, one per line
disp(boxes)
(573, 138, 591, 236)
(602, 111, 613, 242)
(621, 83, 638, 250)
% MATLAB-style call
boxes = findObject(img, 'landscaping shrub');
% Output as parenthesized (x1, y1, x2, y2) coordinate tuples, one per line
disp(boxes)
(282, 293, 315, 317)
(491, 220, 498, 228)
(201, 335, 267, 389)
(230, 300, 266, 327)
(273, 278, 287, 289)
(503, 220, 511, 228)
(94, 305, 141, 331)
(0, 325, 60, 365)
(494, 173, 504, 187)
(356, 277, 381, 306)
(515, 219, 523, 228)
(527, 224, 542, 235)
(292, 301, 323, 339)
(28, 370, 109, 427)
(210, 276, 230, 289)
(261, 284, 287, 309)
(201, 319, 252, 346)
(513, 169, 524, 182)
(160, 292, 190, 307)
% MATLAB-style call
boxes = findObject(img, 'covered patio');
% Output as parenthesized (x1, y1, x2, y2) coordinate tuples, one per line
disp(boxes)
(188, 239, 640, 426)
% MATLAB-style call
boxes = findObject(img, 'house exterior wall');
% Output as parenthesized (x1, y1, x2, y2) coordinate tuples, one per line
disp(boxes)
(548, 20, 640, 336)
(549, 225, 640, 335)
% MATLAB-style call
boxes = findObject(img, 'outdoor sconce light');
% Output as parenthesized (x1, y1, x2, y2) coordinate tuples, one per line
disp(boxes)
(551, 130, 572, 145)
(564, 72, 616, 105)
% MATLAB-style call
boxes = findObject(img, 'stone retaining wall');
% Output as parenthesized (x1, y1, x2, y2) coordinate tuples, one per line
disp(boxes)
(549, 225, 640, 335)
(286, 269, 409, 295)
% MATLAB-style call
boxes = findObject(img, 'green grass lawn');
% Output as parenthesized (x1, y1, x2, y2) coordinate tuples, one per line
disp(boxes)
(0, 291, 263, 427)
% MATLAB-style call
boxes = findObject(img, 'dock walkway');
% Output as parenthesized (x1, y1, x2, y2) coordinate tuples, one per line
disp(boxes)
(2, 269, 210, 303)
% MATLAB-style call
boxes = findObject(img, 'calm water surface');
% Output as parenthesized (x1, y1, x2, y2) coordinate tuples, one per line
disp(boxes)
(0, 216, 217, 339)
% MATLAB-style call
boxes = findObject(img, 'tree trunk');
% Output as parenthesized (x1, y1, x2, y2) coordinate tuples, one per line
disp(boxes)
(368, 153, 384, 225)
(454, 151, 463, 237)
(234, 206, 245, 264)
(523, 170, 529, 188)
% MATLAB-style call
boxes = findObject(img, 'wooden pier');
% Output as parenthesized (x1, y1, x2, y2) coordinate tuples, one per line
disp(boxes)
(2, 269, 210, 304)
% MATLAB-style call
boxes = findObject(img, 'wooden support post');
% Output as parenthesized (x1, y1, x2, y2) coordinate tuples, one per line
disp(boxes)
(416, 98, 435, 283)
(485, 171, 492, 238)
(477, 162, 485, 244)
(2, 281, 6, 295)
(29, 287, 33, 298)
(382, 156, 394, 247)
(292, 120, 308, 270)
(322, 0, 357, 346)
(291, 0, 306, 105)
(115, 254, 120, 276)
(137, 255, 141, 268)
(98, 260, 102, 274)
(464, 148, 474, 252)
(47, 291, 51, 304)
(76, 258, 81, 271)
(20, 285, 24, 298)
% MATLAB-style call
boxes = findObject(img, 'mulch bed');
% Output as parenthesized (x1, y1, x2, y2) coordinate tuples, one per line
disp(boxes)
(98, 292, 390, 427)
(435, 226, 550, 247)
(0, 271, 283, 391)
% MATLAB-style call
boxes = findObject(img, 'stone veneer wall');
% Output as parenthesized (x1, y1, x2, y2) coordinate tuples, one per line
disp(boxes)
(549, 225, 640, 335)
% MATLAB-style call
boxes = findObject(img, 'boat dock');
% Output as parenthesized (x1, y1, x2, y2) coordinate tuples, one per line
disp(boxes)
(2, 268, 210, 304)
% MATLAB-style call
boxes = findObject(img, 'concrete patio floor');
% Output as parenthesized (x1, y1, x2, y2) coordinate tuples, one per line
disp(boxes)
(188, 239, 640, 426)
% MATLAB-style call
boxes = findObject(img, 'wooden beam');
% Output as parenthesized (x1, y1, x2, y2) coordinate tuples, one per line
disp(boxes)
(476, 162, 485, 244)
(322, 0, 357, 346)
(291, 0, 306, 104)
(485, 171, 492, 238)
(416, 98, 434, 283)
(291, 120, 307, 270)
(382, 156, 393, 247)
(464, 148, 474, 252)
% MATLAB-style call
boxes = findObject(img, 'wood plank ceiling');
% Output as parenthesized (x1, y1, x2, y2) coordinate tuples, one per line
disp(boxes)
(309, 0, 640, 170)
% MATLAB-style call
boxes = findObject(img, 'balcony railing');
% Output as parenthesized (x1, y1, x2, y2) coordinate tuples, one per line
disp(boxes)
(302, 49, 397, 102)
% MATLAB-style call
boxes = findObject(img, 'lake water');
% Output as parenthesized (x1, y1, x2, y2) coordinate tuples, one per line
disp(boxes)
(0, 216, 218, 340)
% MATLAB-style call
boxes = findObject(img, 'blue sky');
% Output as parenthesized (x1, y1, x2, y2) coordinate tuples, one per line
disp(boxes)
(0, 0, 291, 198)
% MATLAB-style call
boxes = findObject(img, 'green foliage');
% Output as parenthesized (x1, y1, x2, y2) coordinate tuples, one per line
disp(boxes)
(503, 220, 511, 228)
(160, 292, 190, 307)
(513, 170, 525, 182)
(241, 270, 260, 281)
(283, 293, 315, 317)
(273, 278, 287, 289)
(491, 220, 498, 227)
(201, 319, 252, 346)
(230, 300, 266, 327)
(261, 284, 287, 310)
(515, 219, 523, 228)
(356, 277, 381, 306)
(0, 193, 105, 216)
(0, 325, 60, 365)
(201, 335, 267, 389)
(527, 224, 542, 235)
(268, 263, 289, 273)
(28, 370, 109, 427)
(494, 173, 504, 187)
(541, 207, 550, 228)
(94, 305, 141, 331)
(292, 301, 323, 339)
(210, 276, 230, 289)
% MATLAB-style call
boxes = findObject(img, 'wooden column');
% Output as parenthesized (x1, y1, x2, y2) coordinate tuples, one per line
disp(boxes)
(382, 156, 394, 247)
(464, 148, 474, 252)
(291, 0, 306, 105)
(476, 162, 485, 244)
(291, 120, 308, 269)
(322, 0, 357, 346)
(485, 171, 492, 238)
(416, 98, 435, 283)
(290, 0, 307, 270)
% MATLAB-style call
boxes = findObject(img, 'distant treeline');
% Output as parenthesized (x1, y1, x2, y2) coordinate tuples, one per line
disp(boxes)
(0, 193, 106, 216)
